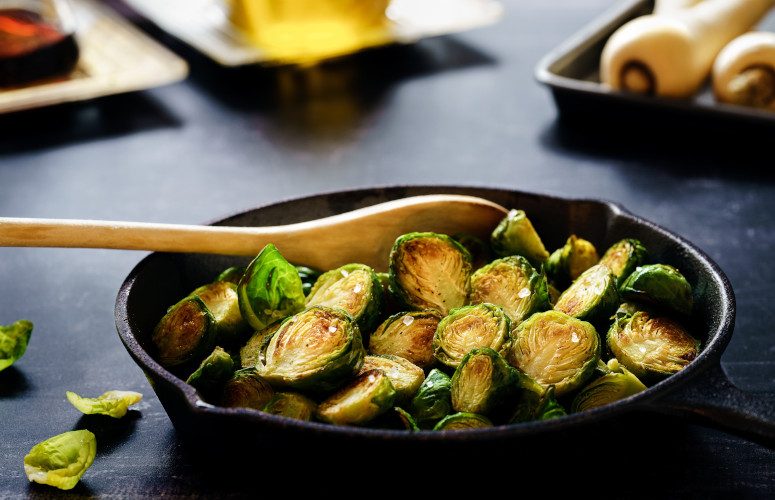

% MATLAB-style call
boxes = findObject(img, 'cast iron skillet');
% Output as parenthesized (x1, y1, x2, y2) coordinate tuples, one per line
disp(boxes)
(115, 186, 775, 448)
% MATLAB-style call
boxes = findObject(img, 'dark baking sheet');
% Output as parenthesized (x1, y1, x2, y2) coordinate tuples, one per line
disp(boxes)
(535, 0, 775, 126)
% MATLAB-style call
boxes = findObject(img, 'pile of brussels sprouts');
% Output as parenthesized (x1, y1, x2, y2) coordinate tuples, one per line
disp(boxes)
(151, 209, 700, 431)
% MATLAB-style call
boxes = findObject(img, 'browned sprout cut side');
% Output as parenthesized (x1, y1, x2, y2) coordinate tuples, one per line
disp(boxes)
(358, 355, 424, 403)
(262, 392, 317, 421)
(368, 311, 441, 369)
(220, 368, 275, 410)
(598, 239, 647, 280)
(468, 256, 549, 324)
(607, 310, 700, 380)
(152, 297, 215, 368)
(317, 370, 396, 426)
(572, 361, 647, 412)
(554, 264, 619, 323)
(258, 306, 364, 393)
(503, 310, 600, 396)
(305, 263, 382, 331)
(389, 232, 472, 315)
(450, 348, 517, 417)
(433, 303, 510, 368)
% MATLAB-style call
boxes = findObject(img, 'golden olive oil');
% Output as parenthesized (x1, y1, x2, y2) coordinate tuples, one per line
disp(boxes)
(230, 0, 391, 64)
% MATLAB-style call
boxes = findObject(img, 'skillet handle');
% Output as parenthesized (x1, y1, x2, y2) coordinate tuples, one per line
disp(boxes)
(652, 361, 775, 446)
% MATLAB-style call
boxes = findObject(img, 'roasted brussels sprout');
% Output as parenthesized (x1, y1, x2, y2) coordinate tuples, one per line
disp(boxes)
(186, 346, 235, 396)
(502, 310, 600, 396)
(152, 296, 215, 368)
(389, 232, 472, 315)
(468, 256, 549, 324)
(450, 348, 517, 417)
(490, 209, 550, 265)
(0, 319, 32, 372)
(607, 310, 699, 380)
(394, 407, 420, 431)
(239, 321, 282, 369)
(546, 235, 599, 286)
(511, 384, 567, 423)
(220, 368, 274, 409)
(410, 368, 452, 424)
(433, 412, 492, 431)
(66, 390, 142, 418)
(618, 264, 693, 316)
(317, 370, 396, 425)
(215, 266, 245, 285)
(572, 363, 647, 412)
(598, 239, 647, 280)
(454, 233, 494, 269)
(258, 306, 364, 393)
(296, 265, 321, 296)
(237, 244, 305, 331)
(535, 386, 567, 420)
(358, 355, 424, 403)
(306, 263, 382, 332)
(553, 264, 619, 323)
(548, 284, 561, 307)
(188, 281, 249, 346)
(369, 311, 440, 369)
(24, 430, 96, 490)
(433, 303, 510, 368)
(262, 392, 317, 421)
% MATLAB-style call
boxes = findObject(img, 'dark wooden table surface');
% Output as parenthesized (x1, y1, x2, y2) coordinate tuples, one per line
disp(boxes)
(1, 0, 774, 497)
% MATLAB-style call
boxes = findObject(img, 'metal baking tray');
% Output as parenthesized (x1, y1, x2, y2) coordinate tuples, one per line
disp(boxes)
(535, 0, 775, 126)
(0, 0, 188, 115)
(120, 0, 503, 67)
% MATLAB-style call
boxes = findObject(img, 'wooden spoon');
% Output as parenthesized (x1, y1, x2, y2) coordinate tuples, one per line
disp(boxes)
(0, 195, 508, 270)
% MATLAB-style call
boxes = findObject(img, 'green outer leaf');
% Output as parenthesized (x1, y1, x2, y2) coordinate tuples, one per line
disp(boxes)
(554, 264, 619, 324)
(389, 232, 472, 315)
(0, 319, 32, 372)
(571, 366, 647, 412)
(66, 390, 142, 418)
(450, 347, 517, 417)
(433, 303, 510, 368)
(618, 264, 693, 316)
(468, 255, 550, 324)
(305, 263, 383, 332)
(598, 239, 647, 281)
(490, 209, 550, 265)
(186, 346, 235, 396)
(237, 244, 305, 331)
(394, 407, 420, 431)
(24, 430, 96, 490)
(433, 412, 492, 431)
(262, 392, 317, 421)
(536, 386, 567, 420)
(410, 368, 452, 423)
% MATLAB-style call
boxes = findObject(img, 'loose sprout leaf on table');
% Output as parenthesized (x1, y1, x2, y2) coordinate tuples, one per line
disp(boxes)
(24, 430, 96, 491)
(150, 208, 699, 430)
(0, 319, 33, 372)
(66, 390, 143, 418)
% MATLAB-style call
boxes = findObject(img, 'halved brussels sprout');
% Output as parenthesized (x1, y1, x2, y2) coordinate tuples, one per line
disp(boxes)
(572, 363, 647, 412)
(239, 321, 282, 369)
(0, 319, 32, 372)
(317, 370, 396, 425)
(186, 346, 235, 396)
(220, 368, 274, 410)
(66, 390, 142, 418)
(369, 311, 440, 369)
(450, 348, 517, 417)
(237, 244, 305, 331)
(189, 281, 249, 346)
(553, 264, 619, 323)
(306, 263, 382, 332)
(454, 233, 494, 270)
(598, 239, 647, 280)
(502, 310, 600, 396)
(296, 265, 321, 296)
(433, 412, 492, 431)
(389, 232, 472, 315)
(511, 384, 567, 423)
(262, 392, 317, 421)
(490, 209, 550, 265)
(152, 297, 215, 368)
(24, 430, 96, 490)
(468, 256, 549, 324)
(607, 310, 699, 380)
(216, 266, 245, 285)
(619, 264, 693, 316)
(358, 355, 424, 403)
(410, 368, 452, 424)
(546, 235, 599, 285)
(433, 303, 510, 368)
(258, 306, 364, 393)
